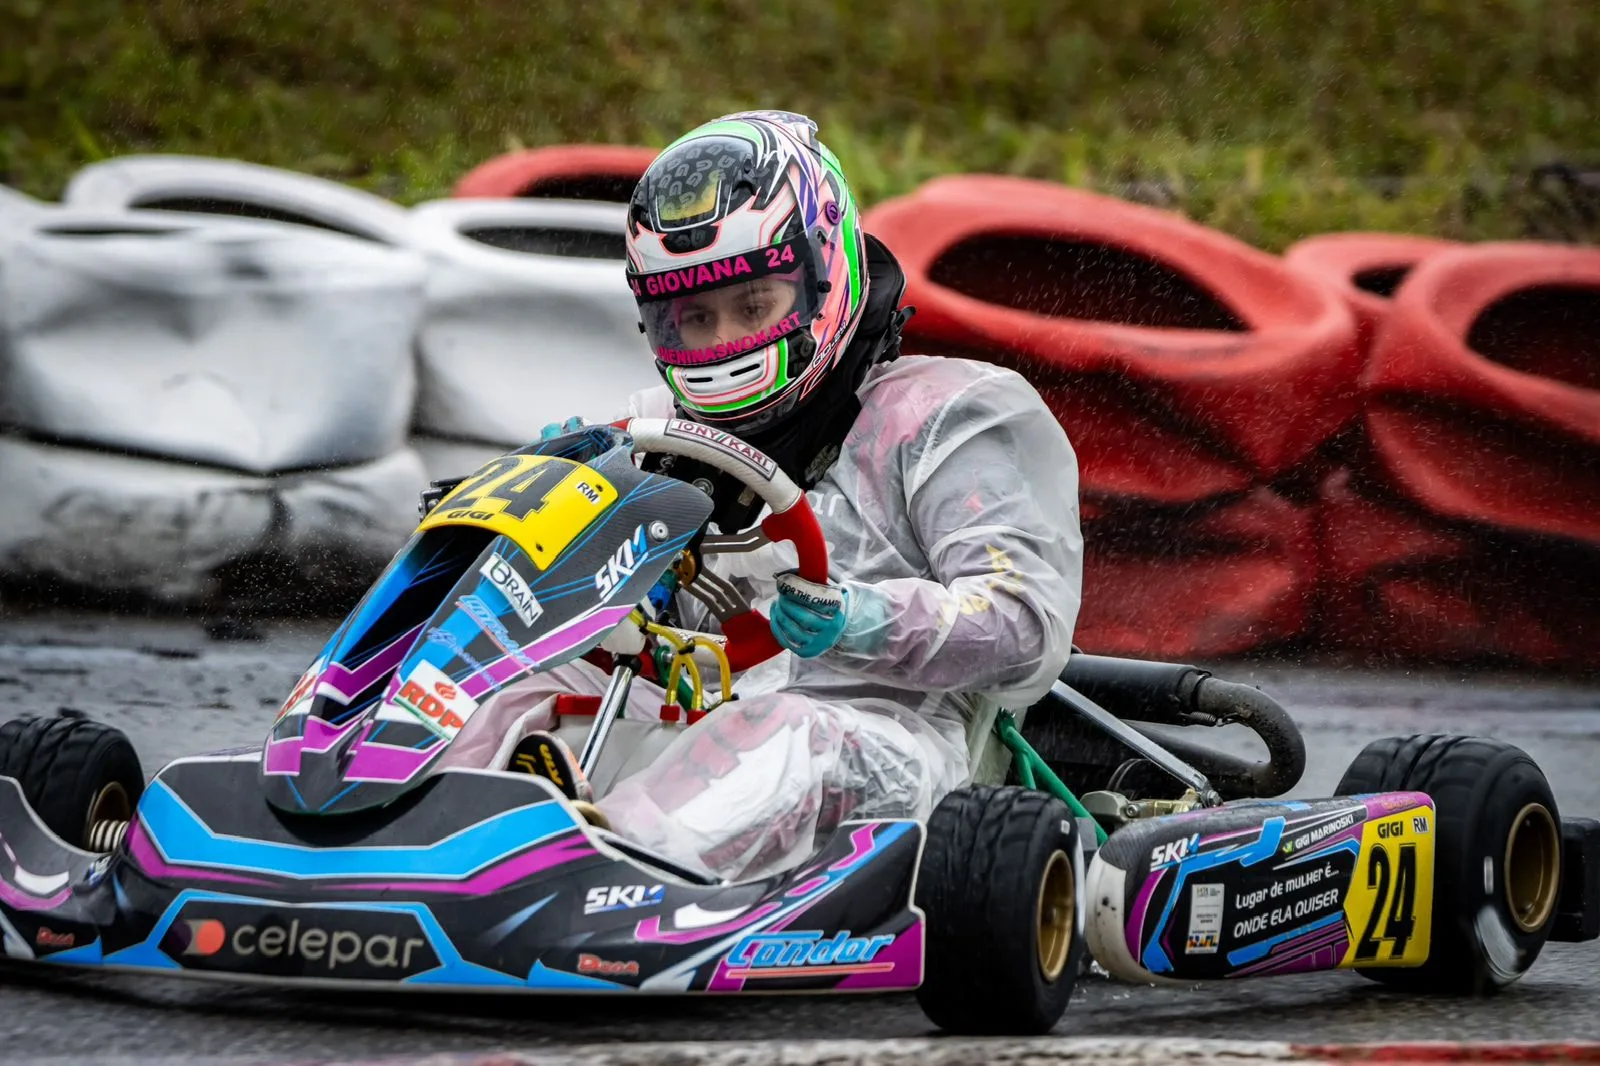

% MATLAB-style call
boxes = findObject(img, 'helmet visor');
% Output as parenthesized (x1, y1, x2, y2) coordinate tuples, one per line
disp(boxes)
(631, 236, 821, 367)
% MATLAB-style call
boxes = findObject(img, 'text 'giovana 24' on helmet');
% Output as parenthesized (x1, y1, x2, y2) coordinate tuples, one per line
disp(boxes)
(625, 110, 871, 436)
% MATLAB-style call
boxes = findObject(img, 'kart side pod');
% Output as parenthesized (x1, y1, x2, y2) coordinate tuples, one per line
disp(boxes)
(1085, 793, 1436, 983)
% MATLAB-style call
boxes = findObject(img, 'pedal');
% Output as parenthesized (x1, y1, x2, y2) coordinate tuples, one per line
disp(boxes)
(509, 731, 593, 803)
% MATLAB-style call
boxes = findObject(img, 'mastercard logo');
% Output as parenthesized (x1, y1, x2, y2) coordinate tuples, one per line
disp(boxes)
(180, 918, 227, 956)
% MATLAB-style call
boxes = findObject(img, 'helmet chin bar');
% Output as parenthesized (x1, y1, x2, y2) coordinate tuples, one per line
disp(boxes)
(618, 417, 829, 671)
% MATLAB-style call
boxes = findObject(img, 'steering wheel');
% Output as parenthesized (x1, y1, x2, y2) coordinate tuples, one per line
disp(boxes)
(618, 417, 828, 672)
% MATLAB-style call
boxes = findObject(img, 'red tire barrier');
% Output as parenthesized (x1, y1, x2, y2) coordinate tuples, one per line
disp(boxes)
(865, 176, 1361, 504)
(1363, 242, 1600, 544)
(1076, 487, 1320, 658)
(1283, 232, 1460, 352)
(453, 145, 658, 201)
(1317, 469, 1600, 669)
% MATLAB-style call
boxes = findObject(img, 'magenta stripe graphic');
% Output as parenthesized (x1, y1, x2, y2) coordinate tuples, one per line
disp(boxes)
(827, 825, 879, 872)
(457, 606, 634, 701)
(264, 628, 424, 775)
(316, 625, 424, 702)
(1126, 865, 1165, 955)
(837, 921, 925, 990)
(342, 739, 441, 783)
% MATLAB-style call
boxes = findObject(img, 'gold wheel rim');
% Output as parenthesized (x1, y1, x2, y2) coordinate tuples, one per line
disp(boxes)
(1504, 802, 1561, 933)
(1035, 849, 1074, 981)
(84, 781, 131, 843)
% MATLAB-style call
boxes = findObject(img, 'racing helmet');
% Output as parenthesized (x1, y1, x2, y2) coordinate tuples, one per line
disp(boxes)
(625, 111, 870, 436)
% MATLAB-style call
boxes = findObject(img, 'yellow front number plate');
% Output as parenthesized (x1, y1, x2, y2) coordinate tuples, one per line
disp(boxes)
(417, 455, 618, 570)
(1340, 803, 1435, 968)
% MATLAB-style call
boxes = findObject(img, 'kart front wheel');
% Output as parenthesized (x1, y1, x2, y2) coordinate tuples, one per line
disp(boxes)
(0, 715, 143, 851)
(1337, 734, 1561, 992)
(915, 785, 1084, 1035)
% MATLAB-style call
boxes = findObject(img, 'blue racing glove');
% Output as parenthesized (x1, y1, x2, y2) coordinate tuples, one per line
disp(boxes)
(539, 416, 587, 440)
(771, 570, 850, 659)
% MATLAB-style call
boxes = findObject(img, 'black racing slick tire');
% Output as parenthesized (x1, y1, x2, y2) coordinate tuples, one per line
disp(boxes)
(915, 785, 1083, 1034)
(0, 716, 143, 851)
(1337, 734, 1562, 993)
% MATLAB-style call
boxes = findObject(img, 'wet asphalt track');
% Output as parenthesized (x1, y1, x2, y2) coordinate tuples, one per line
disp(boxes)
(0, 608, 1598, 1062)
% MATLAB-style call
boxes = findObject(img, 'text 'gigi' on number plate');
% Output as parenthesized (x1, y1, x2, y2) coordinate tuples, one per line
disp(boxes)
(417, 455, 619, 569)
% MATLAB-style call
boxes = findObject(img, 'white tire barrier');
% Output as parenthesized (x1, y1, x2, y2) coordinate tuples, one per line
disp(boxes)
(0, 184, 45, 227)
(0, 436, 426, 603)
(406, 198, 658, 446)
(62, 155, 414, 245)
(0, 187, 47, 371)
(0, 209, 425, 474)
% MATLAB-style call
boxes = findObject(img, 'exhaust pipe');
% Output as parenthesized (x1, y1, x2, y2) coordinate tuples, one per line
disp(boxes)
(1058, 654, 1306, 798)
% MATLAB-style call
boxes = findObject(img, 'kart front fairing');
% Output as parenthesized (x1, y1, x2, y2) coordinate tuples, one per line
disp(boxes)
(0, 432, 929, 994)
(261, 440, 714, 815)
(0, 758, 926, 993)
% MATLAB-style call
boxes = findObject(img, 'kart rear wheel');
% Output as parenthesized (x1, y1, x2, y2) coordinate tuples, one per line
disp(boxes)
(915, 785, 1083, 1034)
(1336, 734, 1561, 993)
(0, 716, 143, 851)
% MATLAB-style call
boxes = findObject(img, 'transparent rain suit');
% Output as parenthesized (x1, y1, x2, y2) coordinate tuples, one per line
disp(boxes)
(442, 258, 1083, 881)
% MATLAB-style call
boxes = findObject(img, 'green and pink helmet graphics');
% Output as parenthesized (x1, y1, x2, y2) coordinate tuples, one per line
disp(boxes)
(625, 111, 870, 434)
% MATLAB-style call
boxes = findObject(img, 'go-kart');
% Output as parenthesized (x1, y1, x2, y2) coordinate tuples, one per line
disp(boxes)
(0, 419, 1595, 1035)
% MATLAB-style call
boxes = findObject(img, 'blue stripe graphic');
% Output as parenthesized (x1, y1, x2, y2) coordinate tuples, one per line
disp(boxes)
(1142, 818, 1286, 975)
(139, 781, 577, 879)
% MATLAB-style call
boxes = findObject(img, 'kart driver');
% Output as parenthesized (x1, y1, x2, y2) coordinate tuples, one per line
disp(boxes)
(443, 110, 1084, 882)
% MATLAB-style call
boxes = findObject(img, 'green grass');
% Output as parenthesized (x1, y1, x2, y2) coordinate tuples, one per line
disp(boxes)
(3, 0, 1597, 249)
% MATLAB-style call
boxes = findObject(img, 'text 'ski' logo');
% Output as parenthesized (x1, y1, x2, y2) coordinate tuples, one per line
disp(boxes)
(594, 525, 648, 597)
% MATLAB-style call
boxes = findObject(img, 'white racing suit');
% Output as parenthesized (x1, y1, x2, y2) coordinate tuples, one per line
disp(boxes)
(442, 354, 1084, 880)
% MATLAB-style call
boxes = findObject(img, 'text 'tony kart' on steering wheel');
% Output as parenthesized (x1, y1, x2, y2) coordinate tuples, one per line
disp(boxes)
(619, 417, 827, 672)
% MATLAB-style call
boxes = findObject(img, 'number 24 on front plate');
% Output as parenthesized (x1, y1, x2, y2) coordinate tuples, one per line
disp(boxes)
(1341, 808, 1434, 967)
(418, 455, 619, 569)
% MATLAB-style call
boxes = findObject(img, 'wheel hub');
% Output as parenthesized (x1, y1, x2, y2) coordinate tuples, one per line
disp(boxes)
(1035, 849, 1074, 981)
(1504, 802, 1560, 933)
